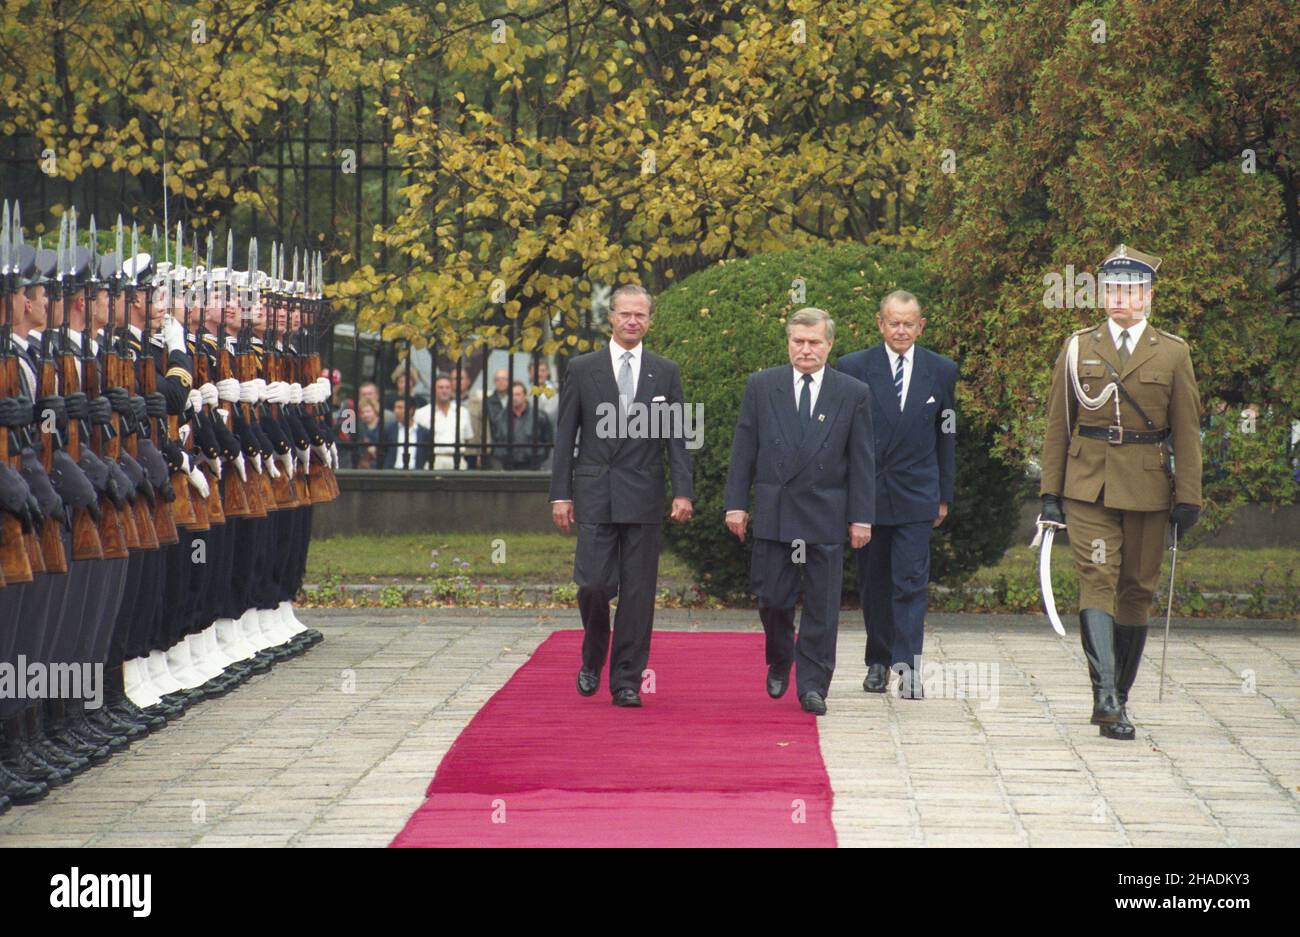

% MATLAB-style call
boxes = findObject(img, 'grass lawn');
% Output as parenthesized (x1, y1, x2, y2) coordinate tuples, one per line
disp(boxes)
(306, 531, 694, 584)
(307, 533, 1294, 595)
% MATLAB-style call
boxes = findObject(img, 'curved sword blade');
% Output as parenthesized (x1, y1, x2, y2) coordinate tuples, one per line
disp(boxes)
(1039, 526, 1066, 636)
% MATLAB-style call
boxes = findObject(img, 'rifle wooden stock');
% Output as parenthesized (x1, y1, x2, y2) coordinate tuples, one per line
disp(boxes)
(36, 359, 70, 574)
(112, 344, 159, 550)
(59, 347, 105, 562)
(0, 515, 33, 584)
(165, 414, 200, 529)
(82, 346, 131, 559)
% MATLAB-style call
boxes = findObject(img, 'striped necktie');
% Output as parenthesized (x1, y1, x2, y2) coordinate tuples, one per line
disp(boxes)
(893, 353, 905, 409)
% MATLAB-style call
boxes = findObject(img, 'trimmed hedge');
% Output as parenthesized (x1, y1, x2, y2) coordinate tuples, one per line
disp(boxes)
(649, 243, 1023, 601)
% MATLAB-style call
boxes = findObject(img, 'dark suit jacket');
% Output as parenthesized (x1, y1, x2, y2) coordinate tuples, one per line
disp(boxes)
(724, 365, 875, 544)
(382, 423, 431, 470)
(548, 347, 694, 524)
(834, 343, 957, 525)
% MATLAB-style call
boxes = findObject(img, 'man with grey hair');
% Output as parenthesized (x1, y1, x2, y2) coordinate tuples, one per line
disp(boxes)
(550, 282, 694, 707)
(724, 307, 875, 715)
(834, 290, 957, 700)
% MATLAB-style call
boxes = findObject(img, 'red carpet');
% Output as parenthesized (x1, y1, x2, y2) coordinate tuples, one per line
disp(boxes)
(391, 631, 835, 847)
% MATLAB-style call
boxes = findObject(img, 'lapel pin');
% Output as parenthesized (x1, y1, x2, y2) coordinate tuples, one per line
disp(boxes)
(817, 413, 825, 422)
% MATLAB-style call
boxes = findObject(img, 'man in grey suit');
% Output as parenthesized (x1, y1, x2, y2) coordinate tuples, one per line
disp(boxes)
(724, 307, 875, 715)
(550, 284, 694, 707)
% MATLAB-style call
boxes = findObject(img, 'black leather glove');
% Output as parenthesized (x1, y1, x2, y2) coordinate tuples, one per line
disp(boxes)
(1041, 494, 1066, 526)
(1170, 503, 1199, 537)
(64, 392, 89, 422)
(135, 438, 175, 503)
(106, 459, 135, 507)
(0, 462, 36, 533)
(0, 396, 32, 429)
(35, 395, 66, 430)
(145, 393, 168, 420)
(119, 453, 154, 508)
(51, 449, 101, 524)
(20, 448, 67, 526)
(88, 396, 114, 426)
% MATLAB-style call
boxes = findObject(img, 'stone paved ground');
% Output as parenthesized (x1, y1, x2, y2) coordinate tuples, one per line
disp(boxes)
(0, 609, 1295, 847)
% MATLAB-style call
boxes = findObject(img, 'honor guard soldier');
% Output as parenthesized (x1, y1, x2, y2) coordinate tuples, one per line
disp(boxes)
(1038, 245, 1203, 740)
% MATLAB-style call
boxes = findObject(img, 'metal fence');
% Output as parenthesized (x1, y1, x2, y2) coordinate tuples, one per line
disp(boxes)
(1, 91, 600, 473)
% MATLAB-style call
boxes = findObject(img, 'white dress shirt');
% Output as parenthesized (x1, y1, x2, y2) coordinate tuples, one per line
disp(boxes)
(10, 334, 37, 398)
(792, 365, 825, 413)
(884, 344, 914, 411)
(417, 401, 473, 470)
(393, 423, 420, 470)
(1107, 317, 1147, 357)
(610, 338, 643, 401)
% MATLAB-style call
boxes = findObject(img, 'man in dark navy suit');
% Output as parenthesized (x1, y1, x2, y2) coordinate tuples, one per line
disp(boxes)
(834, 291, 956, 700)
(724, 307, 875, 716)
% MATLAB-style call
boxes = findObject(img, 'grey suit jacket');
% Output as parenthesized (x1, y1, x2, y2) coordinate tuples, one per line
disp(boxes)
(724, 365, 875, 543)
(548, 347, 694, 524)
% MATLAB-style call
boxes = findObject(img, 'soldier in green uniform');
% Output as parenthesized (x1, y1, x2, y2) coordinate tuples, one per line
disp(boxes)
(1039, 245, 1203, 740)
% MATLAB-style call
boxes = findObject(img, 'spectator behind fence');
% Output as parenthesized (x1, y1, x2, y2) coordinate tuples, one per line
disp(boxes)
(532, 359, 559, 425)
(457, 367, 490, 467)
(392, 364, 429, 410)
(360, 380, 394, 425)
(492, 380, 553, 470)
(415, 374, 474, 470)
(352, 399, 387, 469)
(384, 398, 430, 470)
(486, 368, 510, 426)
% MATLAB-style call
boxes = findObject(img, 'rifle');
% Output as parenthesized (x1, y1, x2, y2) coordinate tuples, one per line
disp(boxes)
(189, 234, 226, 525)
(0, 200, 36, 583)
(123, 223, 176, 546)
(54, 210, 105, 561)
(108, 217, 158, 550)
(173, 225, 212, 532)
(143, 224, 196, 533)
(79, 216, 131, 558)
(300, 251, 336, 502)
(265, 243, 304, 508)
(218, 231, 264, 517)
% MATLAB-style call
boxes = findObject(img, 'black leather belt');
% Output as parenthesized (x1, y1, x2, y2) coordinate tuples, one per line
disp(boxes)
(1077, 425, 1170, 445)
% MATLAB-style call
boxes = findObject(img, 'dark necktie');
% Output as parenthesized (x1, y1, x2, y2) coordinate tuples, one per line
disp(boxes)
(894, 353, 905, 409)
(798, 373, 812, 436)
(1117, 329, 1130, 367)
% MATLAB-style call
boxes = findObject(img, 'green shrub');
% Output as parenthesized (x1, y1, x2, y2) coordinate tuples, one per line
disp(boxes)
(651, 243, 1022, 601)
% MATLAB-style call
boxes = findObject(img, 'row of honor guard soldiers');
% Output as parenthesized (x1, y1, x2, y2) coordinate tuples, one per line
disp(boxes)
(0, 204, 341, 812)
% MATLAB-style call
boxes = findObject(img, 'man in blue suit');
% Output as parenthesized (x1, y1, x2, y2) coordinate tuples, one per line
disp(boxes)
(725, 307, 875, 715)
(834, 291, 957, 700)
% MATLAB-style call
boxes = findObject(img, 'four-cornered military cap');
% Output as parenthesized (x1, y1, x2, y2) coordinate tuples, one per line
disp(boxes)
(1100, 244, 1161, 286)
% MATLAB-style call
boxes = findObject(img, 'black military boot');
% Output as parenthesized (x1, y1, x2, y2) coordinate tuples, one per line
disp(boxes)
(0, 754, 48, 806)
(3, 716, 72, 787)
(39, 702, 111, 767)
(1079, 609, 1122, 725)
(1101, 624, 1148, 741)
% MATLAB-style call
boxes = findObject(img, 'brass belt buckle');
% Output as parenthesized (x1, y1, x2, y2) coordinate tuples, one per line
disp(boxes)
(1107, 424, 1124, 445)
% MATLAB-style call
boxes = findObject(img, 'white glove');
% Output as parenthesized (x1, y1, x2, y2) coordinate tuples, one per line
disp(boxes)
(276, 450, 294, 477)
(204, 455, 223, 480)
(187, 390, 203, 415)
(199, 383, 218, 409)
(177, 450, 192, 474)
(265, 381, 290, 405)
(232, 452, 247, 483)
(316, 377, 332, 400)
(238, 381, 259, 404)
(217, 378, 241, 402)
(251, 453, 264, 476)
(267, 454, 282, 479)
(162, 316, 186, 354)
(311, 442, 330, 466)
(251, 379, 267, 402)
(328, 442, 340, 471)
(288, 383, 304, 405)
(187, 465, 211, 499)
(302, 383, 324, 405)
(215, 407, 230, 427)
(296, 446, 311, 471)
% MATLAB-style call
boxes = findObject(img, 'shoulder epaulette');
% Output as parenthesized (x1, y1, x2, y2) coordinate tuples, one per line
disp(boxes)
(1155, 328, 1186, 344)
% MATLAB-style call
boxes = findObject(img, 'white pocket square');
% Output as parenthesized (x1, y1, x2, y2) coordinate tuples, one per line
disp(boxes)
(926, 395, 936, 404)
(652, 395, 667, 402)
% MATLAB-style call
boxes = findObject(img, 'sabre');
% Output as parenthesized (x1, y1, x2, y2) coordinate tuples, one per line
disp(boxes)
(1158, 526, 1179, 702)
(1031, 513, 1067, 636)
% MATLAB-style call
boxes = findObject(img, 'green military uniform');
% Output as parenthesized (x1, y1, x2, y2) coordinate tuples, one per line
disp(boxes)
(1039, 244, 1203, 741)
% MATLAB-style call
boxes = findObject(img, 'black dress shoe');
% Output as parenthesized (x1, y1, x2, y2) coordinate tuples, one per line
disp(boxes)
(576, 668, 600, 697)
(111, 700, 167, 733)
(611, 688, 642, 708)
(862, 663, 889, 694)
(799, 692, 827, 715)
(766, 665, 791, 699)
(1100, 707, 1136, 741)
